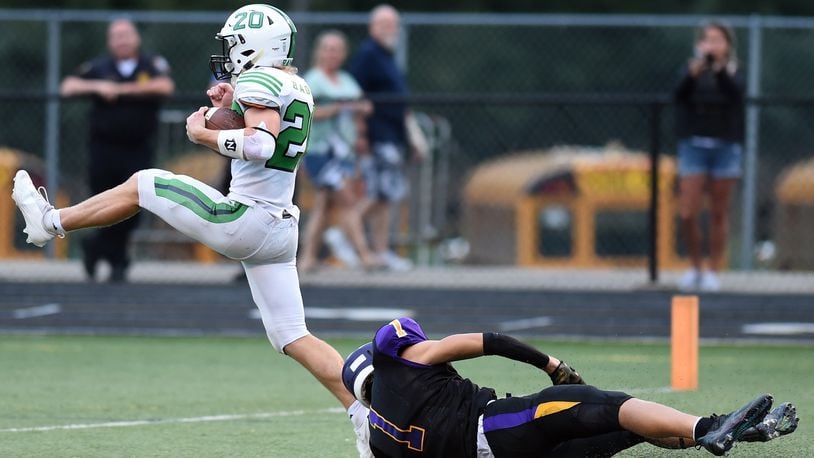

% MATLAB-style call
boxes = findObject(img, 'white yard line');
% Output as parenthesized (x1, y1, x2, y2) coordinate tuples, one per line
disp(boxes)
(248, 307, 414, 321)
(742, 322, 814, 335)
(0, 407, 344, 433)
(12, 303, 61, 319)
(1, 386, 678, 434)
(306, 307, 414, 321)
(498, 316, 552, 331)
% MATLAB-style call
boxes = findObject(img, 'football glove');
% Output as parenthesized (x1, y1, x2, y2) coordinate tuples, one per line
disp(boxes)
(549, 361, 586, 385)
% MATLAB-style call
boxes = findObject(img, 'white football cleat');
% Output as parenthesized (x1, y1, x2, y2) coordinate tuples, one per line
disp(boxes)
(11, 170, 59, 247)
(349, 401, 373, 458)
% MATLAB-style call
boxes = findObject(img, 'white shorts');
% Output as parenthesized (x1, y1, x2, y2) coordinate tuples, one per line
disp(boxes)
(477, 404, 495, 458)
(138, 169, 309, 351)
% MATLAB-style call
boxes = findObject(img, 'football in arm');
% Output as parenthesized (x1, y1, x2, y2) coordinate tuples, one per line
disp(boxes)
(205, 107, 245, 130)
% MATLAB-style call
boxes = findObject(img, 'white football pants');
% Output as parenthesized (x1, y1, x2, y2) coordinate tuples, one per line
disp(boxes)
(137, 168, 309, 352)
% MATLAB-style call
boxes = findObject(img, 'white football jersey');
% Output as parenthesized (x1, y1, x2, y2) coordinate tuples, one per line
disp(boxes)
(228, 66, 314, 220)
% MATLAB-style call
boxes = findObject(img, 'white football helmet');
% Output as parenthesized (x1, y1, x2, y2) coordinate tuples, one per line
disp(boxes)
(210, 4, 297, 80)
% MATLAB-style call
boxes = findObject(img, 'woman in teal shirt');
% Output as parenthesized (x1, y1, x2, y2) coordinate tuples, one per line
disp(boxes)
(300, 30, 377, 272)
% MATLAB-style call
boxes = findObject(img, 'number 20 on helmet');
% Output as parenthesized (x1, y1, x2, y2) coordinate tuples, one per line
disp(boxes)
(210, 4, 298, 81)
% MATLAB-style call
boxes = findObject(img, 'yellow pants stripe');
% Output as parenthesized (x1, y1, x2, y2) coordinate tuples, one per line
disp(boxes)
(534, 401, 580, 419)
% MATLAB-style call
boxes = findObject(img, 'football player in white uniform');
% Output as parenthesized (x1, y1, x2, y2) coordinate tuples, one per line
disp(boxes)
(11, 4, 371, 456)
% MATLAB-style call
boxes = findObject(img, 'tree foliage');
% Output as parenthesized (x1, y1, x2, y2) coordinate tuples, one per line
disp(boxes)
(2, 0, 814, 14)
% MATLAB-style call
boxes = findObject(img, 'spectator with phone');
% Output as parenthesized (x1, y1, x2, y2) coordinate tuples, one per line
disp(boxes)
(674, 21, 745, 291)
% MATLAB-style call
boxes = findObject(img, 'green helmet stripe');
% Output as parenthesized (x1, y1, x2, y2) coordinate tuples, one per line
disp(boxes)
(268, 5, 297, 60)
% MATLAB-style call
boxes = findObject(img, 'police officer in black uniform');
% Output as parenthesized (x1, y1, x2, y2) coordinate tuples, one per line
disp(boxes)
(61, 19, 174, 282)
(343, 318, 788, 457)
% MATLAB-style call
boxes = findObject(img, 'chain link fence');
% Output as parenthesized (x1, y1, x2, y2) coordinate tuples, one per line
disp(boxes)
(1, 11, 813, 286)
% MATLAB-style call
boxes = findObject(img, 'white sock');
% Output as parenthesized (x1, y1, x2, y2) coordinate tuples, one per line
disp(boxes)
(45, 209, 65, 236)
(347, 399, 366, 419)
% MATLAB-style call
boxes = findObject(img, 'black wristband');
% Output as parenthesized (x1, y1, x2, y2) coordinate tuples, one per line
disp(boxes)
(483, 332, 550, 370)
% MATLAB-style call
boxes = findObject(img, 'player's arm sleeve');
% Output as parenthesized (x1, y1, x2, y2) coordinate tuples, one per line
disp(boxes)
(482, 332, 551, 370)
(483, 334, 586, 385)
(241, 123, 278, 161)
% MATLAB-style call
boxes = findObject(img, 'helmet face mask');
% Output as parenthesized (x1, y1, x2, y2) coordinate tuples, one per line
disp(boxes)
(209, 4, 297, 81)
(360, 373, 374, 407)
(209, 34, 239, 81)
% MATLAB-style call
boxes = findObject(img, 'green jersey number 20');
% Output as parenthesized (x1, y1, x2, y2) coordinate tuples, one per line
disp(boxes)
(265, 99, 311, 172)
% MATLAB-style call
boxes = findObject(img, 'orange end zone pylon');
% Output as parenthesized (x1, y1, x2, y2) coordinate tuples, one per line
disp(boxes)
(671, 295, 699, 391)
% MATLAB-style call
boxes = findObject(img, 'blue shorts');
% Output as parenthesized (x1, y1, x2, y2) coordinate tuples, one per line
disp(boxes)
(303, 150, 354, 191)
(677, 137, 742, 179)
(361, 142, 408, 203)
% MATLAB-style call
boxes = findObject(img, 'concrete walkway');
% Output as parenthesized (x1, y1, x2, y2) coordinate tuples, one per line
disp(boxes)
(1, 259, 813, 295)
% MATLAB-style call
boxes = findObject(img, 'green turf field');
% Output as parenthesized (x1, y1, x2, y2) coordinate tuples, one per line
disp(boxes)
(0, 335, 809, 457)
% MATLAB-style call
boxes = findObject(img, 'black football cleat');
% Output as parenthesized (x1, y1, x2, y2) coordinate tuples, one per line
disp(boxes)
(697, 394, 773, 456)
(739, 402, 799, 442)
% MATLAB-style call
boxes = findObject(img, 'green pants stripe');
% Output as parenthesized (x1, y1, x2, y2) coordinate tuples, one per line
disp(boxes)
(154, 177, 247, 223)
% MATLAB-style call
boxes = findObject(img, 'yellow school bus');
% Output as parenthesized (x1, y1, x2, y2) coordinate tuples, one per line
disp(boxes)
(462, 146, 687, 268)
(0, 148, 69, 259)
(774, 157, 814, 269)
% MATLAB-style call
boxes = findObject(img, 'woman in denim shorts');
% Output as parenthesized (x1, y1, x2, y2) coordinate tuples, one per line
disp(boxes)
(674, 21, 745, 291)
(300, 30, 379, 272)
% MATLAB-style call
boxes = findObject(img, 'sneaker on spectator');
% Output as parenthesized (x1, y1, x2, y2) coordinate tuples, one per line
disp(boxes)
(324, 227, 361, 268)
(678, 269, 700, 291)
(700, 270, 721, 292)
(378, 250, 413, 272)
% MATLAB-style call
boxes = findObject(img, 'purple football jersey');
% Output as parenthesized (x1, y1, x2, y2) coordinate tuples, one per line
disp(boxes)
(374, 317, 428, 359)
